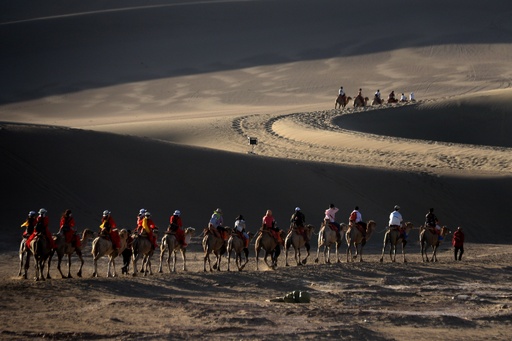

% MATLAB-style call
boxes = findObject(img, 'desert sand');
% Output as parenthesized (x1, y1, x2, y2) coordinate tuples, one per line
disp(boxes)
(1, 0, 511, 340)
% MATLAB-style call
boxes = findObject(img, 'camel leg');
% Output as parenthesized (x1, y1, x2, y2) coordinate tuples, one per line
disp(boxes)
(158, 247, 165, 273)
(241, 248, 249, 270)
(302, 244, 310, 265)
(21, 251, 30, 279)
(402, 242, 407, 263)
(227, 249, 232, 272)
(66, 254, 72, 278)
(77, 251, 84, 277)
(314, 242, 321, 263)
(181, 249, 187, 271)
(45, 256, 51, 279)
(255, 248, 260, 271)
(132, 253, 139, 276)
(358, 244, 364, 262)
(284, 243, 290, 266)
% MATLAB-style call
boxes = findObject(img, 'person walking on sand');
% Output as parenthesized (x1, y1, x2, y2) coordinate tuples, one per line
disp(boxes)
(452, 227, 465, 261)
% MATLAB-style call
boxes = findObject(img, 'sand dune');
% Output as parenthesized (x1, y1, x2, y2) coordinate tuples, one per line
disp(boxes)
(1, 1, 512, 339)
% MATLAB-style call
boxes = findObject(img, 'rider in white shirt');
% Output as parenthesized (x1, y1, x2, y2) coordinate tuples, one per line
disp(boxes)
(339, 86, 345, 96)
(389, 205, 403, 227)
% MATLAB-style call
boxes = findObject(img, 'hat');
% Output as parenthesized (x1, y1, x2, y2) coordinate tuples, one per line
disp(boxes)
(139, 208, 147, 214)
(295, 207, 301, 211)
(394, 205, 400, 210)
(174, 210, 181, 216)
(215, 208, 222, 214)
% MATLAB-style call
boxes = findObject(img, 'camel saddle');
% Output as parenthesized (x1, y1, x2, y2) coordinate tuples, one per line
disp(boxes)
(327, 223, 338, 233)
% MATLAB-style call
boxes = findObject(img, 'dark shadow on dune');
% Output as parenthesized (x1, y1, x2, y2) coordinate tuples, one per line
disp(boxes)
(1, 0, 512, 104)
(333, 102, 512, 148)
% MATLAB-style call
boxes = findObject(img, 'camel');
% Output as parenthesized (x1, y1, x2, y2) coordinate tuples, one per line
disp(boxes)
(158, 227, 195, 273)
(379, 222, 414, 263)
(284, 224, 315, 266)
(420, 226, 451, 262)
(346, 220, 376, 262)
(353, 96, 369, 107)
(18, 237, 31, 279)
(371, 96, 383, 105)
(132, 230, 156, 276)
(255, 229, 284, 270)
(314, 220, 349, 264)
(227, 231, 250, 271)
(335, 95, 352, 109)
(203, 226, 231, 272)
(91, 229, 128, 277)
(30, 233, 53, 281)
(49, 228, 95, 278)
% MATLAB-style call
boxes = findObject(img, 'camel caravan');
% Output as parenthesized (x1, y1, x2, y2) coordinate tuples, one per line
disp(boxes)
(17, 205, 455, 280)
(335, 87, 416, 109)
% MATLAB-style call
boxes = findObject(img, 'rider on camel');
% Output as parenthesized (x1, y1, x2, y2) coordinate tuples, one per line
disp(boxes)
(389, 205, 406, 244)
(99, 210, 121, 252)
(374, 89, 381, 103)
(262, 210, 283, 245)
(168, 210, 187, 247)
(59, 209, 81, 248)
(324, 204, 341, 239)
(356, 88, 364, 104)
(26, 208, 58, 250)
(290, 207, 309, 246)
(20, 210, 38, 239)
(388, 91, 396, 102)
(425, 208, 442, 240)
(209, 208, 225, 239)
(349, 206, 367, 244)
(234, 214, 250, 251)
(136, 208, 146, 232)
(338, 86, 345, 97)
(141, 211, 158, 249)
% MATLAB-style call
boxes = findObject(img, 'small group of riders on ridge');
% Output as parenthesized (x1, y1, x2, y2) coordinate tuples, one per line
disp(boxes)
(20, 203, 459, 262)
(336, 86, 415, 108)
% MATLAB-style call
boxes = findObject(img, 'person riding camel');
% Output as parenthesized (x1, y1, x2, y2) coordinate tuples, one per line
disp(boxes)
(20, 210, 38, 239)
(425, 208, 442, 240)
(290, 207, 309, 246)
(338, 86, 345, 97)
(262, 210, 283, 245)
(356, 88, 364, 104)
(136, 208, 146, 233)
(349, 206, 367, 244)
(99, 210, 121, 252)
(141, 211, 158, 249)
(209, 208, 226, 240)
(374, 89, 381, 104)
(168, 210, 187, 247)
(26, 208, 58, 250)
(234, 214, 250, 251)
(388, 91, 396, 102)
(324, 203, 341, 231)
(59, 209, 81, 248)
(389, 205, 407, 243)
(400, 93, 407, 102)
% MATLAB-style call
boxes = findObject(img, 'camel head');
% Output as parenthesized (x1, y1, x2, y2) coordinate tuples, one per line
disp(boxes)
(81, 228, 95, 240)
(403, 222, 414, 233)
(440, 226, 451, 237)
(184, 227, 196, 236)
(305, 224, 315, 238)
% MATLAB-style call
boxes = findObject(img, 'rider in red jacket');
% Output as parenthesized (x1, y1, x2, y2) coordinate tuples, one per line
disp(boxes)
(59, 209, 81, 248)
(26, 208, 58, 249)
(169, 210, 186, 247)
